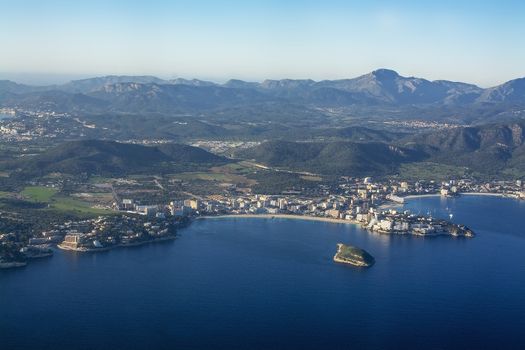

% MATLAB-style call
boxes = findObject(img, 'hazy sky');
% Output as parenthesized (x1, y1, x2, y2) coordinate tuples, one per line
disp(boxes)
(1, 0, 524, 86)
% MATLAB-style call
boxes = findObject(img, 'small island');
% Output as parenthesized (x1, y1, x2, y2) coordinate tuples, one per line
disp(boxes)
(333, 243, 375, 267)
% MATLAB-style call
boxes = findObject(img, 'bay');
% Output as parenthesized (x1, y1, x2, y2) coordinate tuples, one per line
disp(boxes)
(1, 195, 525, 349)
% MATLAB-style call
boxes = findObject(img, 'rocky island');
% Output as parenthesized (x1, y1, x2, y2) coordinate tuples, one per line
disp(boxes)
(333, 243, 375, 267)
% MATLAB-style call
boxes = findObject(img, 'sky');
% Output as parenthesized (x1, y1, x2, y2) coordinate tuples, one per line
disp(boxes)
(0, 0, 524, 86)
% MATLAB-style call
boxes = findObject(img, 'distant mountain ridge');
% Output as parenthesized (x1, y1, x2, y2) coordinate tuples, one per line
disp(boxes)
(1, 69, 525, 121)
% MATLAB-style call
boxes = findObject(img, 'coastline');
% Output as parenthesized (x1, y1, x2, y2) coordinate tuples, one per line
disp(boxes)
(197, 214, 358, 225)
(333, 243, 374, 267)
(0, 261, 27, 269)
(196, 213, 473, 238)
(58, 235, 177, 252)
(403, 192, 510, 200)
(460, 192, 508, 197)
(402, 194, 441, 200)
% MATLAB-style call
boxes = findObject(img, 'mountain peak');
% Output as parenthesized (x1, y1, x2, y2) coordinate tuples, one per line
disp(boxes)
(223, 79, 260, 89)
(169, 78, 217, 87)
(370, 69, 400, 80)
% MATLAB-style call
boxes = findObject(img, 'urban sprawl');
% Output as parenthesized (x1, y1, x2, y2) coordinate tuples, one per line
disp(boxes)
(5, 176, 525, 268)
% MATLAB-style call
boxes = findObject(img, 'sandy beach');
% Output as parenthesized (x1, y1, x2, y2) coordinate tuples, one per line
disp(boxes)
(403, 192, 511, 200)
(402, 193, 441, 200)
(197, 214, 358, 225)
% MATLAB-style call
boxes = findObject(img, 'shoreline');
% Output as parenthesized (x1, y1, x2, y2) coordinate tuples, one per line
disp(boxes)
(0, 261, 27, 269)
(403, 192, 511, 200)
(402, 193, 441, 200)
(460, 192, 508, 197)
(196, 214, 473, 238)
(57, 235, 177, 252)
(333, 243, 374, 267)
(196, 214, 358, 225)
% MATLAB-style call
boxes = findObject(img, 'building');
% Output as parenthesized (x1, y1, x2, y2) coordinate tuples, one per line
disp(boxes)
(172, 205, 192, 217)
(59, 233, 82, 250)
(377, 219, 393, 232)
(326, 209, 341, 219)
(122, 199, 134, 210)
(135, 205, 158, 216)
(184, 199, 200, 210)
(386, 194, 405, 204)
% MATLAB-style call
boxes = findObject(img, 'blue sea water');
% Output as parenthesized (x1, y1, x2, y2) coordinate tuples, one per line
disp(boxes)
(1, 195, 525, 349)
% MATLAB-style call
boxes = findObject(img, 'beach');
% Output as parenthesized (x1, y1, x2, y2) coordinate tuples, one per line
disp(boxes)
(402, 193, 441, 200)
(197, 214, 357, 225)
(460, 192, 507, 197)
(403, 192, 510, 200)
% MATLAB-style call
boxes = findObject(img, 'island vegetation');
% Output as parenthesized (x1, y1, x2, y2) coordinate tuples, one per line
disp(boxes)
(333, 243, 375, 267)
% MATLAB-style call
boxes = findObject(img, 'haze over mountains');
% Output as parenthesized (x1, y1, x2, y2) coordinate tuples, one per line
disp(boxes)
(1, 69, 525, 122)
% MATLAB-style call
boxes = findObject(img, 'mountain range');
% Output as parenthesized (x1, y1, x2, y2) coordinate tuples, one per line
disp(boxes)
(1, 69, 525, 122)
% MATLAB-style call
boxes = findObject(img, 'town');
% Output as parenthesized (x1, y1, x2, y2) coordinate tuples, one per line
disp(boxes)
(7, 175, 525, 268)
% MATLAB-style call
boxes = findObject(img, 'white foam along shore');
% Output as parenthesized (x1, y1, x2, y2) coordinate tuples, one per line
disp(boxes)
(197, 214, 357, 225)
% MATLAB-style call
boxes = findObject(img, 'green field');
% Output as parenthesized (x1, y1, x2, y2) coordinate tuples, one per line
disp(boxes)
(21, 186, 58, 202)
(173, 170, 255, 185)
(20, 186, 113, 215)
(0, 191, 13, 198)
(217, 162, 255, 174)
(50, 196, 114, 215)
(175, 172, 230, 181)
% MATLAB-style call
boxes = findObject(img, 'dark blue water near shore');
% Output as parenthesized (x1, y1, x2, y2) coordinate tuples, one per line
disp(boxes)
(1, 196, 525, 349)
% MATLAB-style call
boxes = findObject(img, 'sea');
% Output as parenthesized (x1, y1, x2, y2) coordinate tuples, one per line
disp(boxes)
(1, 195, 525, 349)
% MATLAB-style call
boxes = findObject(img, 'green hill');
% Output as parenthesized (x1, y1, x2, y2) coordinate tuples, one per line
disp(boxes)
(12, 140, 228, 177)
(238, 122, 525, 178)
(402, 121, 525, 174)
(238, 140, 423, 176)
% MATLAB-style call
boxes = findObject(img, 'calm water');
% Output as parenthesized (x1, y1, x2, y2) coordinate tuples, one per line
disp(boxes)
(0, 113, 13, 120)
(1, 196, 525, 349)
